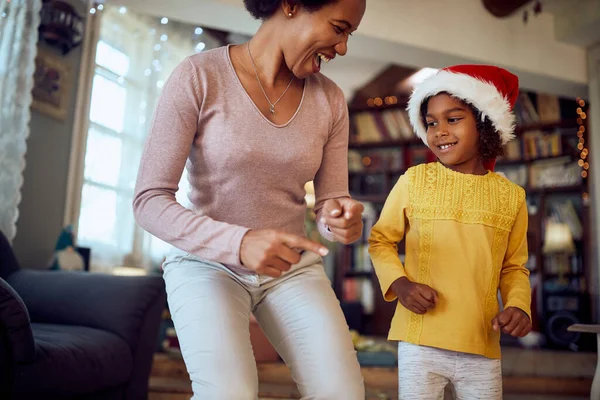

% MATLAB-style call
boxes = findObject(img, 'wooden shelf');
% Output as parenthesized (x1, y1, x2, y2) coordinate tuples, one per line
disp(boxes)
(544, 272, 584, 278)
(348, 96, 409, 113)
(345, 270, 374, 278)
(496, 154, 576, 166)
(349, 169, 405, 176)
(514, 119, 579, 134)
(526, 185, 584, 194)
(348, 138, 423, 149)
(353, 194, 387, 203)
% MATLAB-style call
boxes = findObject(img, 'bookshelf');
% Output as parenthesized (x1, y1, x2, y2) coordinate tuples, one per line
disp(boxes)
(336, 91, 594, 350)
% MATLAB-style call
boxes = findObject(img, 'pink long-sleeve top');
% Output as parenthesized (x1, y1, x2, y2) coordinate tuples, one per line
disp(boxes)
(133, 46, 349, 267)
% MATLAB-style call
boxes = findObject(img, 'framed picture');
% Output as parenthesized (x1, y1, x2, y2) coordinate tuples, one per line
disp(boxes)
(31, 51, 71, 121)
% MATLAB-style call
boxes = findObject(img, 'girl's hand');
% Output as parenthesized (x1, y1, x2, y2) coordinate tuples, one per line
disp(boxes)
(240, 229, 329, 277)
(491, 307, 532, 337)
(391, 277, 439, 315)
(319, 198, 364, 244)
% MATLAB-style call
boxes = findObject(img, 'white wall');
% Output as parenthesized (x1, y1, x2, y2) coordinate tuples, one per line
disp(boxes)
(359, 0, 586, 84)
(550, 0, 600, 47)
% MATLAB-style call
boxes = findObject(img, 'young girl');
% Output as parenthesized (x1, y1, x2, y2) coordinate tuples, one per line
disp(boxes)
(369, 65, 532, 399)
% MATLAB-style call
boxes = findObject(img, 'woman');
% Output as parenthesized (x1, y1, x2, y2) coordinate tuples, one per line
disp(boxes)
(133, 0, 367, 398)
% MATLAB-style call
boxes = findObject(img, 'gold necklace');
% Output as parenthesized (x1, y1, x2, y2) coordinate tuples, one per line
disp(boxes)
(247, 43, 295, 114)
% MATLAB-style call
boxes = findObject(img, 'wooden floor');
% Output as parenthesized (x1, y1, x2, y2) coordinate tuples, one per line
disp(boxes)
(149, 347, 596, 400)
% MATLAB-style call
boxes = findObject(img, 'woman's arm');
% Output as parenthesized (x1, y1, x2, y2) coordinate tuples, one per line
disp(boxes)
(133, 58, 249, 266)
(313, 85, 365, 243)
(313, 85, 350, 216)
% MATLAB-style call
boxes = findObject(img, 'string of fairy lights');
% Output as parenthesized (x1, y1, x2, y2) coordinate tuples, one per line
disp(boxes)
(575, 97, 589, 202)
(366, 96, 398, 108)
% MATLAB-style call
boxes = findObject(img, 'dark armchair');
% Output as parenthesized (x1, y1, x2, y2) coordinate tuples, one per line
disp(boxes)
(0, 231, 166, 399)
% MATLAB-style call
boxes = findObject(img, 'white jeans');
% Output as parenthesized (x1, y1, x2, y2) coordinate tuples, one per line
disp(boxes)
(163, 248, 364, 400)
(398, 342, 502, 400)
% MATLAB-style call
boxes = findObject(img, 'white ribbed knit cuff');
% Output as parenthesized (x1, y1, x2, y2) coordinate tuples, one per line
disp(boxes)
(317, 217, 336, 242)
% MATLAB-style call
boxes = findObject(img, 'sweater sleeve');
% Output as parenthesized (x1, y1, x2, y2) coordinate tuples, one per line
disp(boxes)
(368, 173, 409, 301)
(500, 199, 532, 319)
(313, 85, 350, 215)
(133, 58, 249, 266)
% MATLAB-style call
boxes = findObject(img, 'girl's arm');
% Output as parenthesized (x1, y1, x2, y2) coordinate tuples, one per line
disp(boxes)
(368, 174, 409, 301)
(499, 199, 532, 318)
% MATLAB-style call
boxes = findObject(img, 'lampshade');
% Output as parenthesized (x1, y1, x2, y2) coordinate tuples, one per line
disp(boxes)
(304, 181, 315, 209)
(543, 221, 575, 254)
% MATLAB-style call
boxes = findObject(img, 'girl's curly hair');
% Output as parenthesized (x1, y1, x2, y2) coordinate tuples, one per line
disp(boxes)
(243, 0, 338, 19)
(419, 93, 504, 161)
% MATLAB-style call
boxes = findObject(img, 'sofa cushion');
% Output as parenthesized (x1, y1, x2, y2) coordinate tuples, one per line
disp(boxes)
(13, 323, 133, 397)
(0, 230, 19, 279)
(0, 278, 35, 363)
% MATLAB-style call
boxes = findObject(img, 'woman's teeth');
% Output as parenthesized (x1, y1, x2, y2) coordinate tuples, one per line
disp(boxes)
(317, 52, 331, 63)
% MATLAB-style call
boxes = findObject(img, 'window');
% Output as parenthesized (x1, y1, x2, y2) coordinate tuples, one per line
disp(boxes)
(75, 6, 220, 271)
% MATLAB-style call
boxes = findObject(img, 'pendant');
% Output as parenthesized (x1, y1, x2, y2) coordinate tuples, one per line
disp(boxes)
(269, 105, 275, 114)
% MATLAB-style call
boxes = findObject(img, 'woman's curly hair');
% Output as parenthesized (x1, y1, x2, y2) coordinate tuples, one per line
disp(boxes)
(420, 93, 504, 161)
(244, 0, 338, 20)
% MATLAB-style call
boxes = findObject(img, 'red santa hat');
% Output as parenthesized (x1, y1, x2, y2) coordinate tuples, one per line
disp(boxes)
(407, 65, 520, 171)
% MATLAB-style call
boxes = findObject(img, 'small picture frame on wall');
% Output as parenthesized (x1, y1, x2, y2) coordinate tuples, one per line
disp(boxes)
(31, 51, 71, 121)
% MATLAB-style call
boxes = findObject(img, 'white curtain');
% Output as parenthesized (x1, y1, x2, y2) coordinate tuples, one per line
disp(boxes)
(0, 0, 41, 242)
(73, 5, 220, 272)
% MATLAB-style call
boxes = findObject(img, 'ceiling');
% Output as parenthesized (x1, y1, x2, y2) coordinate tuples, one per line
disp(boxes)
(483, 0, 600, 47)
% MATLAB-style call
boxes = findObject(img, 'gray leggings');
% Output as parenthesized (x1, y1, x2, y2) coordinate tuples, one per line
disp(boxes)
(398, 342, 502, 400)
(163, 248, 365, 400)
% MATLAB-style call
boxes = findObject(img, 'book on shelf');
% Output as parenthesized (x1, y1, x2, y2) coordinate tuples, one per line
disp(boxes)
(345, 202, 378, 274)
(404, 146, 436, 166)
(514, 93, 538, 125)
(513, 91, 561, 125)
(351, 109, 413, 143)
(519, 92, 540, 123)
(526, 253, 537, 272)
(543, 276, 586, 294)
(495, 164, 528, 187)
(495, 158, 582, 190)
(350, 174, 386, 196)
(529, 157, 581, 188)
(537, 93, 562, 123)
(342, 278, 375, 314)
(351, 244, 373, 273)
(544, 253, 582, 275)
(348, 149, 404, 172)
(505, 130, 563, 160)
(338, 202, 380, 315)
(547, 200, 583, 240)
(546, 295, 580, 312)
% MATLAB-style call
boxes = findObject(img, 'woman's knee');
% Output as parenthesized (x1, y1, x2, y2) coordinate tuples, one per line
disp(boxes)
(191, 385, 258, 400)
(300, 357, 364, 400)
(308, 375, 365, 400)
(190, 369, 258, 400)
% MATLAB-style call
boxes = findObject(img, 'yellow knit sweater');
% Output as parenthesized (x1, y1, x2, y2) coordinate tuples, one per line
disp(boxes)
(368, 162, 531, 359)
